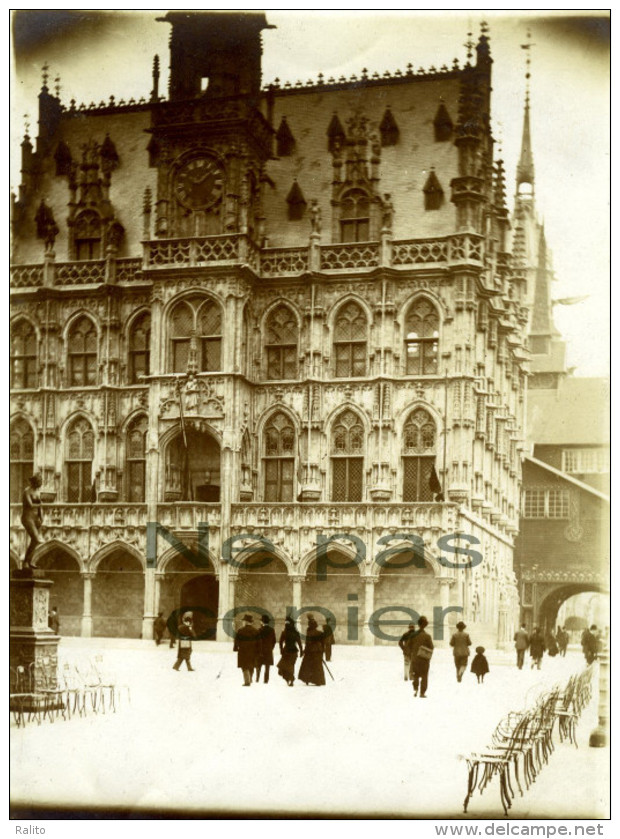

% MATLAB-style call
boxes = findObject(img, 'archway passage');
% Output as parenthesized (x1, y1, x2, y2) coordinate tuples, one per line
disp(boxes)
(235, 553, 291, 639)
(302, 550, 364, 644)
(92, 549, 144, 638)
(537, 583, 609, 638)
(36, 548, 83, 636)
(373, 551, 439, 645)
(159, 553, 218, 640)
(165, 428, 220, 501)
(180, 575, 219, 640)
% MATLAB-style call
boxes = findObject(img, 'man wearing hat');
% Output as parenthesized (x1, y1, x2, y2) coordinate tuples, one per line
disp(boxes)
(449, 620, 472, 683)
(398, 623, 417, 681)
(256, 614, 277, 683)
(234, 614, 259, 686)
(173, 611, 196, 671)
(297, 615, 326, 686)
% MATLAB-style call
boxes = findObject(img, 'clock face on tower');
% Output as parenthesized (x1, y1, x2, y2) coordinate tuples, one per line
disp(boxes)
(174, 156, 225, 211)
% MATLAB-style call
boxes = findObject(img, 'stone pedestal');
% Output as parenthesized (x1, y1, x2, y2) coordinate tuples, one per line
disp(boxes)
(10, 570, 60, 691)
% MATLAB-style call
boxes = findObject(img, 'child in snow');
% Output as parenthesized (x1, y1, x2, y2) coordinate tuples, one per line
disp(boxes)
(471, 646, 489, 684)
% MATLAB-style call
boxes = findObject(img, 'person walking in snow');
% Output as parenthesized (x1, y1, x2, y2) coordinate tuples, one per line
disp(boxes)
(471, 646, 490, 684)
(450, 620, 472, 683)
(405, 615, 434, 698)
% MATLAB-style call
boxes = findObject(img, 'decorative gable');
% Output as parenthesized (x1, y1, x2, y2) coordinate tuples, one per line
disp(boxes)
(379, 107, 399, 146)
(286, 180, 306, 220)
(327, 112, 346, 153)
(433, 102, 453, 142)
(423, 169, 444, 210)
(276, 117, 295, 157)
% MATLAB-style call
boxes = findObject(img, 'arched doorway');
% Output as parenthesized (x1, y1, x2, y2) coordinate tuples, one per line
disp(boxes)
(373, 551, 440, 646)
(92, 548, 144, 638)
(165, 427, 220, 501)
(180, 575, 219, 639)
(234, 553, 291, 639)
(302, 549, 364, 644)
(159, 553, 219, 640)
(36, 546, 83, 636)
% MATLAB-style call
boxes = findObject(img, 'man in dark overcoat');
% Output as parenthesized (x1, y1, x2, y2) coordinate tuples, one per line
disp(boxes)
(322, 618, 335, 662)
(405, 615, 434, 698)
(255, 614, 277, 683)
(234, 614, 259, 686)
(514, 624, 529, 670)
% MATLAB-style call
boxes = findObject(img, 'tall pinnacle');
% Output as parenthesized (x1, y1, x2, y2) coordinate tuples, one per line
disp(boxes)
(516, 31, 535, 194)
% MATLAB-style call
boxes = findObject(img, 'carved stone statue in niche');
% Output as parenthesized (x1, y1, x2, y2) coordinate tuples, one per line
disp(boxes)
(310, 200, 322, 234)
(21, 474, 44, 568)
(35, 200, 59, 252)
(381, 193, 394, 232)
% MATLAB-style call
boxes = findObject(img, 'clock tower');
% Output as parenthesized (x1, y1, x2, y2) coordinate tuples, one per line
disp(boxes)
(148, 12, 274, 239)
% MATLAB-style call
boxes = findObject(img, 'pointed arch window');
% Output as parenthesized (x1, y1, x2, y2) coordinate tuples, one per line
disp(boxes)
(126, 415, 147, 502)
(405, 299, 439, 375)
(340, 189, 370, 243)
(10, 419, 34, 502)
(402, 409, 436, 502)
(74, 210, 102, 260)
(169, 297, 222, 374)
(266, 305, 298, 380)
(197, 299, 222, 371)
(10, 319, 37, 389)
(128, 312, 151, 384)
(66, 418, 94, 502)
(334, 301, 367, 377)
(331, 410, 364, 502)
(68, 316, 98, 387)
(263, 412, 295, 502)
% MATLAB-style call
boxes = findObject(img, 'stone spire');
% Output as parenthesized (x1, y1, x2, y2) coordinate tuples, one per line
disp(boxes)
(516, 31, 535, 195)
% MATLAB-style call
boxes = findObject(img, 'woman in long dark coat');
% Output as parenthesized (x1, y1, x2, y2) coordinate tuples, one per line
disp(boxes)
(298, 616, 326, 686)
(277, 616, 303, 686)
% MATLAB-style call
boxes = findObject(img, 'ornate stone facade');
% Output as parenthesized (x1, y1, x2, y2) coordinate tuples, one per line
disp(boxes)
(10, 13, 524, 646)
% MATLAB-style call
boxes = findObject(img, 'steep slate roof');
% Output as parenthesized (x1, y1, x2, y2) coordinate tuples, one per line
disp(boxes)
(526, 377, 610, 446)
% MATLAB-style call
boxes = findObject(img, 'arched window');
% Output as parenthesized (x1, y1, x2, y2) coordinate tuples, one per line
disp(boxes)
(128, 313, 151, 384)
(340, 189, 370, 243)
(68, 316, 97, 387)
(10, 419, 34, 502)
(196, 299, 222, 372)
(74, 210, 102, 260)
(333, 301, 367, 377)
(66, 418, 94, 502)
(331, 410, 364, 502)
(263, 412, 295, 502)
(265, 305, 298, 380)
(405, 299, 439, 375)
(402, 409, 436, 502)
(10, 319, 37, 389)
(169, 297, 222, 374)
(126, 415, 147, 502)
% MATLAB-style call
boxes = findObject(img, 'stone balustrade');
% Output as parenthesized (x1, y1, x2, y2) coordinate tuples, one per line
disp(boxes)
(10, 233, 488, 289)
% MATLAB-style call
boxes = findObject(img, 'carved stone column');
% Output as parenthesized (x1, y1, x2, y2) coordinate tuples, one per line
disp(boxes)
(363, 576, 378, 646)
(291, 575, 305, 613)
(10, 569, 60, 691)
(81, 572, 95, 637)
(217, 561, 230, 642)
(142, 565, 156, 640)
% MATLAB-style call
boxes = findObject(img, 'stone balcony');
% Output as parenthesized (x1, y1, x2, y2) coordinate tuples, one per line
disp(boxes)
(10, 501, 462, 569)
(10, 232, 486, 290)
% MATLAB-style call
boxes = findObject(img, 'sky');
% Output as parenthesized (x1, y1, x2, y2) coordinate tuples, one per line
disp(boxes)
(10, 10, 610, 377)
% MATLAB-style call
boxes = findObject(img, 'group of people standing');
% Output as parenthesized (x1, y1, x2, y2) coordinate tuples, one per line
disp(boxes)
(398, 618, 489, 698)
(234, 614, 335, 687)
(167, 610, 335, 687)
(513, 623, 572, 670)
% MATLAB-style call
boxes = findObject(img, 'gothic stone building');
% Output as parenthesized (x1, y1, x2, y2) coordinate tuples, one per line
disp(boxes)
(10, 13, 526, 645)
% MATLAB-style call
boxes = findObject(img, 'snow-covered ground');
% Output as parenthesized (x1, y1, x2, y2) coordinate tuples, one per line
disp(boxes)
(10, 639, 609, 819)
